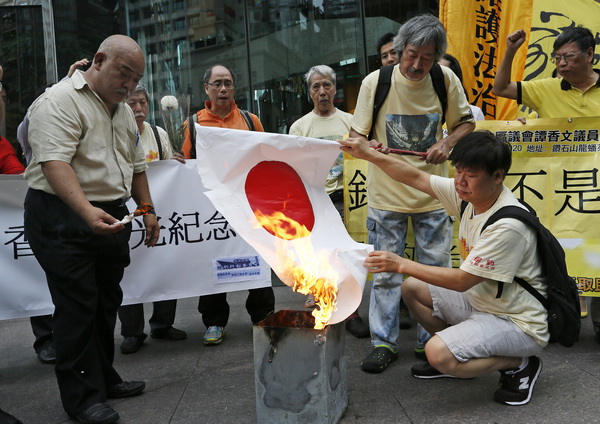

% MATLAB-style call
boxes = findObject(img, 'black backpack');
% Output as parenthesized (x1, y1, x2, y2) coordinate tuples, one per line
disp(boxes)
(369, 62, 447, 140)
(187, 109, 255, 159)
(460, 201, 581, 347)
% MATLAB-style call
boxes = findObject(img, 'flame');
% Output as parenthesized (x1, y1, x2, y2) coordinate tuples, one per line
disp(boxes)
(254, 209, 338, 329)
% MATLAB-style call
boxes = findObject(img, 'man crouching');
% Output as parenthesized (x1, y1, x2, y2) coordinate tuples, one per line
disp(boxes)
(339, 130, 547, 406)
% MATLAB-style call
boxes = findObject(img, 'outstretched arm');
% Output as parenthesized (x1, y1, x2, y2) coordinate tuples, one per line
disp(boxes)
(338, 137, 436, 198)
(492, 29, 527, 100)
(365, 251, 483, 292)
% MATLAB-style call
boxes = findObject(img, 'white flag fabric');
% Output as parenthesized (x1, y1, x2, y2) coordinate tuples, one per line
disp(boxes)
(195, 126, 372, 325)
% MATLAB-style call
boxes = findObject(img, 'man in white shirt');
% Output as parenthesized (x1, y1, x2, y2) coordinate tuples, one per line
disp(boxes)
(340, 130, 547, 406)
(289, 65, 368, 338)
(350, 14, 474, 374)
(117, 83, 187, 354)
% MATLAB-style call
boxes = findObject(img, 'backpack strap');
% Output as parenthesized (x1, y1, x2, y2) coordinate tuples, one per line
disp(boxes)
(188, 113, 198, 159)
(369, 64, 394, 140)
(480, 205, 546, 301)
(514, 276, 550, 309)
(149, 124, 163, 160)
(460, 200, 468, 218)
(430, 62, 447, 125)
(240, 109, 255, 131)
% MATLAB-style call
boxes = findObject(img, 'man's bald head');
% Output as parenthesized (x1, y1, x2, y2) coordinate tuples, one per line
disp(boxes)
(85, 35, 145, 113)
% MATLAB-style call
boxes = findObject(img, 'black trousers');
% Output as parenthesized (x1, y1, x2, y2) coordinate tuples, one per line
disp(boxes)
(24, 189, 131, 417)
(118, 299, 177, 337)
(30, 314, 54, 352)
(197, 287, 275, 327)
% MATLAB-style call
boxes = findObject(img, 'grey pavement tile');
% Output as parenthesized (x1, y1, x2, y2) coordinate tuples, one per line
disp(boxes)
(1, 286, 599, 424)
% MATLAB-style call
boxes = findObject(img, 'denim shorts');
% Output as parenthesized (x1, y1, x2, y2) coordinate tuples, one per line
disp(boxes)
(430, 285, 543, 362)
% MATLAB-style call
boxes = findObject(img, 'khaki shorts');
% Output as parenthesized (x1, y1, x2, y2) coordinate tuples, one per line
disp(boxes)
(429, 285, 543, 362)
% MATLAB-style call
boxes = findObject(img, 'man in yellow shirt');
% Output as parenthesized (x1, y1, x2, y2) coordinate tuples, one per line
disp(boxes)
(350, 14, 474, 374)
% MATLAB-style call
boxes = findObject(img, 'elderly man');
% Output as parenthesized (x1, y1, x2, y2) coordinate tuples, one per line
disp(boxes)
(350, 14, 475, 374)
(289, 64, 368, 338)
(493, 25, 600, 342)
(24, 35, 158, 424)
(116, 83, 187, 355)
(181, 64, 275, 346)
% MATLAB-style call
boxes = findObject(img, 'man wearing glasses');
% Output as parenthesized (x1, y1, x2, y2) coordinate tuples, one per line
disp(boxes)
(181, 64, 274, 347)
(493, 26, 600, 345)
(493, 26, 600, 118)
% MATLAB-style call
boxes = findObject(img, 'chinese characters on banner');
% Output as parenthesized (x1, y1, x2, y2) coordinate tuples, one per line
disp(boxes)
(0, 161, 272, 320)
(345, 117, 600, 297)
(440, 0, 533, 120)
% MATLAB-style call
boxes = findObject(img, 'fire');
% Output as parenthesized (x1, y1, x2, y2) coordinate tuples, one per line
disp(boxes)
(254, 209, 338, 329)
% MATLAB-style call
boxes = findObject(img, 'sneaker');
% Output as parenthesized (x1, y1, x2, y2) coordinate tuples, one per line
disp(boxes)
(414, 347, 427, 361)
(203, 326, 224, 345)
(494, 356, 542, 406)
(411, 361, 458, 379)
(360, 346, 398, 373)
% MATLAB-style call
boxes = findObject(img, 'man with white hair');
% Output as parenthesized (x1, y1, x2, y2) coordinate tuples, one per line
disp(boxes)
(117, 83, 187, 355)
(289, 65, 369, 338)
(350, 14, 475, 374)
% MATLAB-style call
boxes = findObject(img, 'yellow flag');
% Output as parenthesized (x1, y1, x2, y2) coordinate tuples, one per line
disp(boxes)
(440, 0, 533, 120)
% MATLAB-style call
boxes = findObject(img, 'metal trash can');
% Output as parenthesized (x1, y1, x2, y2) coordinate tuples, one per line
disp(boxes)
(253, 310, 348, 424)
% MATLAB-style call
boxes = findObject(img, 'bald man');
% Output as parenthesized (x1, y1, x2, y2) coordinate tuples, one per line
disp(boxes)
(24, 35, 158, 424)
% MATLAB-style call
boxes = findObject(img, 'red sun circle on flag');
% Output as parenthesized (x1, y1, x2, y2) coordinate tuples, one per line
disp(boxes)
(245, 161, 315, 239)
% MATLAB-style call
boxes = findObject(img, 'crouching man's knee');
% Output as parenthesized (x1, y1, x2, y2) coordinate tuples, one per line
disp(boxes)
(425, 336, 458, 373)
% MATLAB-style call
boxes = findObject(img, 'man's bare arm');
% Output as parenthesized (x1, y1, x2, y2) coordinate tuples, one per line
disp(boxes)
(492, 29, 527, 100)
(339, 137, 436, 198)
(365, 250, 484, 292)
(131, 171, 159, 247)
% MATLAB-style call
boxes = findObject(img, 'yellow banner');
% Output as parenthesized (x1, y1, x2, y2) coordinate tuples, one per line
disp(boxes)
(440, 0, 533, 120)
(345, 117, 600, 296)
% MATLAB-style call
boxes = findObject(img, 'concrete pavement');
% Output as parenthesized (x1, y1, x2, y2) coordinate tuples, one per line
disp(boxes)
(1, 285, 599, 424)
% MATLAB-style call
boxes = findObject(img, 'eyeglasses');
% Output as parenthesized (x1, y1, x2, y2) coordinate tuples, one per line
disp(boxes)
(206, 80, 234, 89)
(550, 51, 584, 64)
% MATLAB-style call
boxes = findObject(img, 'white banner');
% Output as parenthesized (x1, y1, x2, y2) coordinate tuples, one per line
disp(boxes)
(0, 160, 271, 320)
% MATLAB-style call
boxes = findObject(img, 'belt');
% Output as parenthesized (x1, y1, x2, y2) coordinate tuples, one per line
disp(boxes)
(329, 190, 343, 203)
(91, 198, 129, 207)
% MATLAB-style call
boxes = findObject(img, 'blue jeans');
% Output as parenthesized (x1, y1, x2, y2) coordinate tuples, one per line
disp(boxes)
(367, 207, 453, 351)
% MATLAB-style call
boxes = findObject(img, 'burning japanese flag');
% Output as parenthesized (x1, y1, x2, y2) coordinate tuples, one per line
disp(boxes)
(195, 126, 372, 328)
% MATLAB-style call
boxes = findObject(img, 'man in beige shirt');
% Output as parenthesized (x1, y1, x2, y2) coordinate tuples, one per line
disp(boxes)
(24, 35, 159, 424)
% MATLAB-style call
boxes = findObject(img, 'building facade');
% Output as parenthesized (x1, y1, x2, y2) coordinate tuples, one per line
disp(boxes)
(0, 0, 436, 146)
